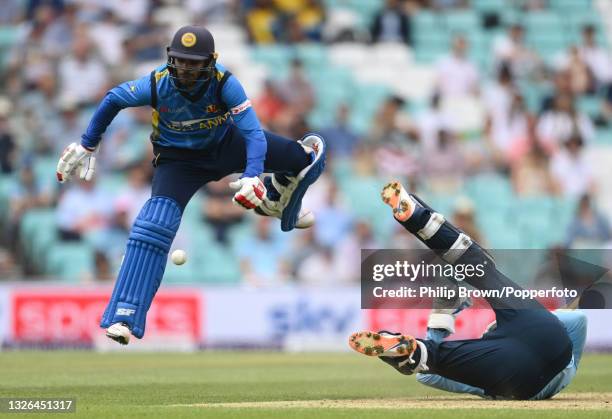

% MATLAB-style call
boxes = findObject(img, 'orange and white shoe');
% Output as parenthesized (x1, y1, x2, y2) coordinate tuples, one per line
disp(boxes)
(349, 330, 429, 375)
(381, 181, 416, 222)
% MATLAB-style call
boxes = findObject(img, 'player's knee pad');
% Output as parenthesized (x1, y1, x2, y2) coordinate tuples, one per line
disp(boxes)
(100, 197, 182, 338)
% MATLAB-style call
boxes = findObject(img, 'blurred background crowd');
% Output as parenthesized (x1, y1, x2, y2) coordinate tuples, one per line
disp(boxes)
(1, 0, 612, 286)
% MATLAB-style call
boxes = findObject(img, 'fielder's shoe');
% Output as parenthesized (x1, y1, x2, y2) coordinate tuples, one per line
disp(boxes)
(261, 134, 326, 232)
(106, 322, 131, 345)
(254, 176, 315, 229)
(381, 181, 417, 222)
(348, 330, 429, 375)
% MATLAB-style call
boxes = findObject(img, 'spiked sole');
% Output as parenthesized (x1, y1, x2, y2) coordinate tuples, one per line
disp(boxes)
(105, 331, 129, 345)
(348, 331, 416, 357)
(381, 181, 413, 222)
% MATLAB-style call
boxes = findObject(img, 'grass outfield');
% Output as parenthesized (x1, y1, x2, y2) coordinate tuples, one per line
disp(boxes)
(0, 352, 611, 418)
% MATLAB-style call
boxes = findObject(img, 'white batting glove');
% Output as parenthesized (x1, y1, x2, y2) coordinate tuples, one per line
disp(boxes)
(56, 143, 97, 183)
(229, 176, 266, 209)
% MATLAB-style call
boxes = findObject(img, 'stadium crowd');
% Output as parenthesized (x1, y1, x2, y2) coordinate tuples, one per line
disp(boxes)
(1, 0, 612, 285)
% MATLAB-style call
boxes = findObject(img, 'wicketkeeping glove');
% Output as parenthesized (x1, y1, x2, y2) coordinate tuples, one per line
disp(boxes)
(229, 176, 266, 209)
(56, 143, 97, 183)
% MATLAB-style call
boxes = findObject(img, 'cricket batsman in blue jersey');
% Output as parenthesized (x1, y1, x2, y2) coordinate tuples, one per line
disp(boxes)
(55, 26, 326, 345)
(350, 181, 587, 400)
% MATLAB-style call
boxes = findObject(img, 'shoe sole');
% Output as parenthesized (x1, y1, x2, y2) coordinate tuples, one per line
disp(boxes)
(280, 135, 326, 232)
(381, 181, 413, 221)
(348, 331, 416, 357)
(106, 332, 129, 345)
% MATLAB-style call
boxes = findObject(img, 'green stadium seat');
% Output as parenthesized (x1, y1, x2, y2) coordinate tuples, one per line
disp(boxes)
(197, 243, 241, 284)
(577, 96, 601, 120)
(472, 0, 505, 13)
(465, 174, 514, 210)
(20, 209, 56, 251)
(0, 174, 16, 220)
(550, 0, 592, 11)
(0, 26, 18, 49)
(524, 12, 563, 32)
(444, 11, 480, 34)
(46, 242, 94, 282)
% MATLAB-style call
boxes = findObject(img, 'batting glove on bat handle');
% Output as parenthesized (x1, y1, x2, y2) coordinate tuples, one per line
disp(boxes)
(56, 142, 97, 183)
(229, 176, 266, 209)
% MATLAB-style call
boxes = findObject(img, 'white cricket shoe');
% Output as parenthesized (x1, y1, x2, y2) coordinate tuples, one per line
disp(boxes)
(106, 322, 131, 345)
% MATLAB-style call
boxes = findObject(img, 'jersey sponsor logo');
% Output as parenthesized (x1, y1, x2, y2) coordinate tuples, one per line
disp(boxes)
(167, 113, 230, 131)
(230, 99, 252, 115)
(206, 104, 218, 113)
(181, 32, 197, 47)
(159, 106, 170, 113)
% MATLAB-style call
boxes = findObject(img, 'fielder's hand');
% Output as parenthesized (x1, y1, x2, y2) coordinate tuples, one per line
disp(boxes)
(56, 143, 97, 183)
(229, 176, 266, 209)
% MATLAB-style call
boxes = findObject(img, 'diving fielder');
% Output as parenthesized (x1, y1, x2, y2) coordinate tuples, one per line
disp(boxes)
(350, 181, 587, 400)
(55, 26, 326, 345)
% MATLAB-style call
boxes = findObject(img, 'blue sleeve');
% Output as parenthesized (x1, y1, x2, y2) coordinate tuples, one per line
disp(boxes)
(416, 373, 487, 397)
(81, 74, 152, 149)
(221, 75, 266, 178)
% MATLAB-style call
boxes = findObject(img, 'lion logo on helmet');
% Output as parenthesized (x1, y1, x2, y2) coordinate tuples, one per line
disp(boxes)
(181, 32, 197, 48)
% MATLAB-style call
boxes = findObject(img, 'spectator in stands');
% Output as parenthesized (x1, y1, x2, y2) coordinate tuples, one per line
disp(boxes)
(435, 35, 480, 98)
(493, 24, 541, 81)
(540, 70, 572, 113)
(452, 196, 485, 245)
(6, 5, 56, 94)
(57, 31, 109, 107)
(579, 25, 612, 92)
(239, 217, 290, 287)
(253, 79, 286, 130)
(417, 92, 454, 153)
(7, 164, 53, 245)
(369, 95, 420, 178)
(107, 0, 149, 26)
(246, 0, 279, 44)
(550, 135, 594, 198)
(319, 103, 360, 158)
(51, 96, 86, 156)
(92, 250, 114, 282)
(422, 128, 465, 192)
(43, 2, 80, 59)
(19, 72, 60, 155)
(313, 180, 353, 248)
(368, 95, 418, 146)
(296, 0, 325, 41)
(88, 9, 126, 67)
(335, 220, 380, 282)
(566, 194, 612, 247)
(370, 0, 411, 45)
(277, 58, 315, 115)
(511, 133, 559, 197)
(0, 0, 23, 24)
(123, 11, 166, 63)
(0, 99, 15, 174)
(55, 178, 113, 241)
(90, 201, 131, 273)
(201, 179, 246, 246)
(486, 91, 531, 169)
(296, 245, 351, 285)
(114, 162, 151, 225)
(557, 45, 594, 96)
(537, 93, 594, 155)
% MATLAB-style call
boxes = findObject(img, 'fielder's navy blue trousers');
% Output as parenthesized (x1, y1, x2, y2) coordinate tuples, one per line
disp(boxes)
(399, 201, 573, 400)
(151, 125, 310, 211)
